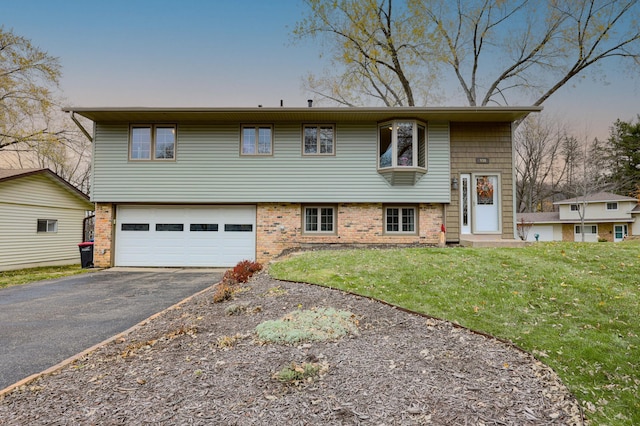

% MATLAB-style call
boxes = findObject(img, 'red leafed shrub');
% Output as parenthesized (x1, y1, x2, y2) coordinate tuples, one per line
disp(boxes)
(231, 260, 263, 283)
(214, 260, 262, 303)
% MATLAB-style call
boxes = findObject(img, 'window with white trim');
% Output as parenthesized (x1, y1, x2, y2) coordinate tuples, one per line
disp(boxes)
(130, 125, 176, 160)
(37, 219, 58, 233)
(378, 120, 426, 169)
(303, 125, 334, 155)
(304, 206, 335, 233)
(570, 204, 580, 211)
(385, 207, 416, 233)
(606, 202, 618, 210)
(241, 125, 272, 155)
(575, 225, 597, 234)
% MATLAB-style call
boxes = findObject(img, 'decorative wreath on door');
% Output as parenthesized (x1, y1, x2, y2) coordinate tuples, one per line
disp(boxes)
(476, 176, 494, 199)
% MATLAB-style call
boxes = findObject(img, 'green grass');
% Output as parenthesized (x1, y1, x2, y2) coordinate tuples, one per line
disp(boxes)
(269, 241, 640, 425)
(0, 264, 90, 289)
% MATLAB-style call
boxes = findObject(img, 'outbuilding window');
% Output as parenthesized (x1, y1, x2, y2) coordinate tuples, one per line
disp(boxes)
(37, 219, 58, 233)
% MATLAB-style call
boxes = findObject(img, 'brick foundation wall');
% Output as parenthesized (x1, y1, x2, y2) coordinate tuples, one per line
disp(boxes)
(256, 202, 443, 264)
(94, 203, 114, 267)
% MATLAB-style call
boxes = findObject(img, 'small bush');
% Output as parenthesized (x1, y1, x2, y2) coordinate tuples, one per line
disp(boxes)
(214, 260, 262, 303)
(213, 282, 235, 303)
(256, 307, 359, 344)
(274, 362, 325, 384)
(231, 260, 263, 283)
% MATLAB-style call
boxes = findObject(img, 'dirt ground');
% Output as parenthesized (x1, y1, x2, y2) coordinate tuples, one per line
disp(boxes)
(0, 272, 584, 425)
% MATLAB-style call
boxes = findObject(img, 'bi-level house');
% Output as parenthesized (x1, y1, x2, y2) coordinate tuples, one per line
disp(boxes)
(518, 192, 639, 242)
(65, 106, 540, 267)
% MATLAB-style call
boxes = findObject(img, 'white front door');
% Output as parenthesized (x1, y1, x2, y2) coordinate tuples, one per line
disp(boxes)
(473, 174, 500, 233)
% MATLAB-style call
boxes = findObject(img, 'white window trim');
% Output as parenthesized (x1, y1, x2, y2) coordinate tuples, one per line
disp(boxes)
(575, 225, 597, 234)
(570, 204, 580, 211)
(302, 124, 335, 156)
(303, 205, 336, 234)
(606, 202, 618, 211)
(378, 120, 427, 170)
(384, 206, 418, 234)
(129, 124, 177, 161)
(241, 124, 273, 156)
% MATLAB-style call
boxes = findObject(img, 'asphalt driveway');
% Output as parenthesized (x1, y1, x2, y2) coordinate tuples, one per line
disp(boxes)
(0, 268, 222, 391)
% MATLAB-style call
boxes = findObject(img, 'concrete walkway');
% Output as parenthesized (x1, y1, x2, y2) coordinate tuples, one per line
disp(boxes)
(0, 268, 223, 390)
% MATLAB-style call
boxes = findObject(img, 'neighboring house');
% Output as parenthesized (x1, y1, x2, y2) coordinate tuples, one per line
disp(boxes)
(0, 169, 94, 271)
(517, 192, 639, 242)
(65, 106, 540, 268)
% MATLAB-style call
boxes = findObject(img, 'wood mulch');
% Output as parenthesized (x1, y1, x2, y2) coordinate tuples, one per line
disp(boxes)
(0, 272, 584, 425)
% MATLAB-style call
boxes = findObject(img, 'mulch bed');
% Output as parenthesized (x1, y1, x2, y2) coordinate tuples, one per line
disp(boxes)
(0, 272, 583, 425)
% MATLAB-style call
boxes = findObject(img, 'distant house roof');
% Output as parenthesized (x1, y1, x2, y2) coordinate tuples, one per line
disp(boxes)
(0, 168, 92, 209)
(554, 191, 638, 205)
(517, 212, 560, 223)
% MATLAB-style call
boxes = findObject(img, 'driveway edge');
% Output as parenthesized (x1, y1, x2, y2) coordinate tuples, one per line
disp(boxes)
(0, 281, 218, 398)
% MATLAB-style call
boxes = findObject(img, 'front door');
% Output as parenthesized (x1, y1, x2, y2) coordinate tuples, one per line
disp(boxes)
(473, 174, 500, 233)
(614, 224, 628, 242)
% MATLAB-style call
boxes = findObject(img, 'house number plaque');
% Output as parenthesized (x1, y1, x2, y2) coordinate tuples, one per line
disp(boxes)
(476, 157, 490, 164)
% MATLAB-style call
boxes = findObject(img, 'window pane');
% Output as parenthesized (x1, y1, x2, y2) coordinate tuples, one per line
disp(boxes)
(131, 127, 151, 159)
(156, 224, 184, 231)
(320, 207, 334, 232)
(417, 125, 426, 168)
(258, 127, 272, 154)
(47, 220, 58, 232)
(607, 202, 617, 210)
(242, 127, 255, 154)
(155, 127, 175, 159)
(190, 224, 218, 232)
(225, 224, 253, 232)
(37, 219, 47, 233)
(379, 125, 392, 168)
(121, 223, 150, 231)
(305, 208, 318, 232)
(304, 127, 317, 154)
(319, 127, 333, 154)
(396, 122, 413, 167)
(386, 208, 399, 232)
(402, 208, 415, 232)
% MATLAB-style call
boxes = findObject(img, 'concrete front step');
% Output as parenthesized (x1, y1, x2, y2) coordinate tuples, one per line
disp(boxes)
(459, 236, 528, 248)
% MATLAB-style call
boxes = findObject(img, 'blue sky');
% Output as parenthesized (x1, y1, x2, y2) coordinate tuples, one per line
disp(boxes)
(3, 0, 638, 140)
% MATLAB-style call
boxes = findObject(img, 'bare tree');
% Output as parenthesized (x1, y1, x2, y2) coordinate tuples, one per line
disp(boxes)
(0, 27, 90, 191)
(515, 115, 570, 212)
(295, 0, 640, 107)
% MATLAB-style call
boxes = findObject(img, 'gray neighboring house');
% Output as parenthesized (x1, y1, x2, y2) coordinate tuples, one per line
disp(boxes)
(65, 106, 541, 268)
(0, 169, 94, 271)
(517, 192, 639, 242)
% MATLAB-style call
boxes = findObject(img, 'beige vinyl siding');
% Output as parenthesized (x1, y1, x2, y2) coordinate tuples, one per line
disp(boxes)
(0, 174, 90, 271)
(91, 122, 451, 203)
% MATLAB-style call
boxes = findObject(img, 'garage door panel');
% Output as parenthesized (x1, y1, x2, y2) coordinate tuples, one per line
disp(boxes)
(115, 205, 256, 267)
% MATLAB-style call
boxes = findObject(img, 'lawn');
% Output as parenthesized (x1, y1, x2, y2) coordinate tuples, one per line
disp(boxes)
(269, 241, 640, 425)
(0, 264, 90, 289)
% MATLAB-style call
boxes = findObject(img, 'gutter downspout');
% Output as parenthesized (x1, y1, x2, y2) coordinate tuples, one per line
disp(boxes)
(69, 111, 93, 143)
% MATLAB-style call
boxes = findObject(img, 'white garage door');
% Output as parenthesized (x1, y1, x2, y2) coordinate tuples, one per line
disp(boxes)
(527, 225, 555, 242)
(115, 205, 256, 267)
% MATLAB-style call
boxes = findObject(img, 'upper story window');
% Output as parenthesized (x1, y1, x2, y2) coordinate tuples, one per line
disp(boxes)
(303, 125, 334, 155)
(130, 125, 176, 160)
(379, 120, 426, 169)
(606, 202, 618, 210)
(242, 125, 272, 155)
(570, 204, 580, 211)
